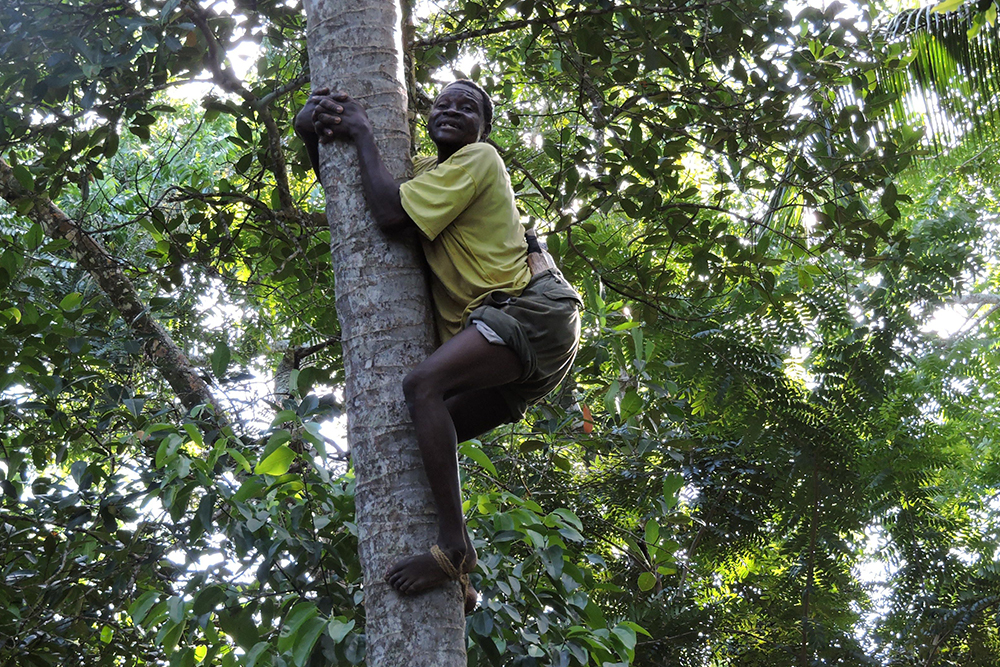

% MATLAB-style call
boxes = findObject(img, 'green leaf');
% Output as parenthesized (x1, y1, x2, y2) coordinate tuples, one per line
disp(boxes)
(234, 482, 265, 513)
(638, 572, 657, 591)
(236, 119, 253, 142)
(327, 617, 356, 643)
(612, 624, 637, 651)
(797, 267, 814, 290)
(663, 473, 684, 509)
(156, 434, 183, 468)
(459, 440, 497, 476)
(244, 642, 271, 667)
(192, 585, 227, 616)
(24, 223, 43, 250)
(254, 445, 295, 476)
(278, 601, 319, 654)
(604, 380, 620, 414)
(12, 164, 33, 190)
(551, 508, 584, 531)
(128, 590, 160, 624)
(104, 131, 120, 158)
(168, 594, 186, 623)
(644, 520, 660, 545)
(218, 606, 258, 650)
(931, 0, 964, 12)
(267, 429, 292, 449)
(182, 422, 203, 448)
(272, 410, 297, 426)
(619, 621, 652, 638)
(620, 389, 643, 421)
(612, 320, 642, 331)
(292, 616, 326, 667)
(302, 421, 326, 456)
(519, 438, 546, 453)
(552, 453, 572, 471)
(156, 619, 186, 655)
(470, 611, 493, 636)
(227, 447, 251, 473)
(59, 292, 83, 311)
(211, 342, 231, 380)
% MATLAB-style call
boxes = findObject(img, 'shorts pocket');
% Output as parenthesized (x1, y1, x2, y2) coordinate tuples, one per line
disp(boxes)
(483, 290, 515, 307)
(543, 285, 584, 307)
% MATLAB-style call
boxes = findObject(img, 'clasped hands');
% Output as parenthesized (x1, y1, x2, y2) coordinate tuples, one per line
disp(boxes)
(295, 88, 371, 142)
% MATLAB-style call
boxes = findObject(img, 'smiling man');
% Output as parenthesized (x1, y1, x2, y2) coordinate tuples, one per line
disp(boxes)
(295, 80, 582, 613)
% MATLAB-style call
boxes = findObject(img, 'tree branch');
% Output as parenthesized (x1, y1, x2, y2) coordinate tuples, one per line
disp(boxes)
(0, 157, 225, 419)
(184, 1, 296, 210)
(951, 294, 1000, 306)
(412, 3, 694, 48)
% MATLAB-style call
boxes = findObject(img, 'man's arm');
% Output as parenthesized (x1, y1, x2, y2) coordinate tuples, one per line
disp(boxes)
(309, 93, 415, 234)
(525, 228, 556, 275)
(294, 90, 325, 179)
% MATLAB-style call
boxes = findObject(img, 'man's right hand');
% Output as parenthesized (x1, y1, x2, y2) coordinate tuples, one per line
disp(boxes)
(294, 87, 331, 140)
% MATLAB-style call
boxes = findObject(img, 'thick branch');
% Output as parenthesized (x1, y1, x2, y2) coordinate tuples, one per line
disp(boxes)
(951, 294, 1000, 306)
(271, 337, 339, 399)
(0, 157, 224, 418)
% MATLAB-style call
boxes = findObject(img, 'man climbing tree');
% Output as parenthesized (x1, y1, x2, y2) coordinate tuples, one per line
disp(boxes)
(296, 80, 582, 613)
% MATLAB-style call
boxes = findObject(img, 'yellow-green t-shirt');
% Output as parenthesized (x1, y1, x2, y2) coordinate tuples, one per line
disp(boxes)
(399, 142, 531, 342)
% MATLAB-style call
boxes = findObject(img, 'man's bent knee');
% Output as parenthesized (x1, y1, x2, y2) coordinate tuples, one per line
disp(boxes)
(402, 367, 436, 415)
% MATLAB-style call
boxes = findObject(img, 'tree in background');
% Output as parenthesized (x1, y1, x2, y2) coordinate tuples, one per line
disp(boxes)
(1, 0, 1000, 666)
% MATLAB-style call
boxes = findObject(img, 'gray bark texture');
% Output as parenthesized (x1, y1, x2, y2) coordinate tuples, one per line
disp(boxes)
(302, 1, 469, 665)
(0, 157, 224, 419)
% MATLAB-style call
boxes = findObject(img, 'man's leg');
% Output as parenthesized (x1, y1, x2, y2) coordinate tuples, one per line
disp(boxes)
(386, 326, 522, 598)
(447, 387, 515, 444)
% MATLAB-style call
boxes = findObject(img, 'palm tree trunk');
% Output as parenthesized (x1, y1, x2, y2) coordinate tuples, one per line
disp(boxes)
(301, 1, 468, 665)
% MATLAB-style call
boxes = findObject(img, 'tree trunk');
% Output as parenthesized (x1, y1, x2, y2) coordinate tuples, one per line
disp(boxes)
(301, 2, 468, 666)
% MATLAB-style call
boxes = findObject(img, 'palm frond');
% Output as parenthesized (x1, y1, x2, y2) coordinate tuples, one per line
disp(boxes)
(876, 2, 1000, 151)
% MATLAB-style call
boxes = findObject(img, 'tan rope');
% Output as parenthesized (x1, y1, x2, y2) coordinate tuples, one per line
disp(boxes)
(430, 544, 461, 580)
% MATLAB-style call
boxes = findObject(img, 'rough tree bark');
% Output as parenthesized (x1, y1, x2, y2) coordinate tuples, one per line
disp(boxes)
(301, 1, 468, 666)
(0, 157, 224, 419)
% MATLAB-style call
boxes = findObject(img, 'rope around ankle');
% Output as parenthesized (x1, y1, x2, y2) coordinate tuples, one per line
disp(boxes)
(430, 544, 471, 589)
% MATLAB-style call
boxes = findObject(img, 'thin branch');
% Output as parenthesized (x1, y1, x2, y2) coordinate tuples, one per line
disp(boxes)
(183, 1, 295, 210)
(260, 73, 312, 107)
(412, 2, 730, 49)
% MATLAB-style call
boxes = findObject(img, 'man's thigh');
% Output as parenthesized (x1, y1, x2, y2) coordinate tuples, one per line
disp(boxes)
(446, 387, 516, 444)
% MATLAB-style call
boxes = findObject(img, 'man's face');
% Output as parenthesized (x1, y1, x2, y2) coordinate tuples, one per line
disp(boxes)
(428, 85, 487, 151)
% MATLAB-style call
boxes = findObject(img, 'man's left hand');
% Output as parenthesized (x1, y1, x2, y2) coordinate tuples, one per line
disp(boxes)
(312, 92, 372, 143)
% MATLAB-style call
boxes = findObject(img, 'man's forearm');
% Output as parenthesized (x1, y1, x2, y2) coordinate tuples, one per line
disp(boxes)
(354, 130, 413, 233)
(296, 127, 322, 180)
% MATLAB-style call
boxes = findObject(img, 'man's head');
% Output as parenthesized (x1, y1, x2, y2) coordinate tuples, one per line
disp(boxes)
(428, 79, 494, 153)
(443, 80, 493, 135)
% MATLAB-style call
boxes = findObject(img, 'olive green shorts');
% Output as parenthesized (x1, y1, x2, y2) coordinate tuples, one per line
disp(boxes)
(467, 269, 583, 420)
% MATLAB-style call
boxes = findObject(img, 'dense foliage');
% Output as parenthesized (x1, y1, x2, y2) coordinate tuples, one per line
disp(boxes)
(2, 0, 1000, 665)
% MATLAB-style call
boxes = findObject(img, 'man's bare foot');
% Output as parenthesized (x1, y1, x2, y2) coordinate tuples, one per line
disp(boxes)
(385, 535, 479, 612)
